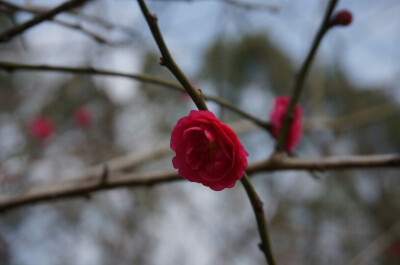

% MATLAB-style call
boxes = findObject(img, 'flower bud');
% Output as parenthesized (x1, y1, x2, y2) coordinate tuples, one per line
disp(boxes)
(331, 10, 352, 26)
(269, 96, 303, 152)
(28, 117, 55, 141)
(74, 107, 92, 128)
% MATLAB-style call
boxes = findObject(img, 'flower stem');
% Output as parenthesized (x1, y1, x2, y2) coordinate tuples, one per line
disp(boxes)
(275, 0, 338, 152)
(240, 172, 277, 265)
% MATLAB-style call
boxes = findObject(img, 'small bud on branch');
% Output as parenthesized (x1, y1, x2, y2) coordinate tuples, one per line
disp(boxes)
(330, 10, 352, 26)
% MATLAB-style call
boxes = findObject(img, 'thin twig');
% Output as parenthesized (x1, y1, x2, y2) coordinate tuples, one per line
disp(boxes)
(137, 0, 208, 110)
(1, 153, 399, 212)
(204, 94, 271, 130)
(149, 0, 278, 12)
(0, 1, 109, 44)
(275, 0, 338, 152)
(67, 10, 144, 40)
(240, 173, 277, 265)
(0, 60, 270, 129)
(0, 0, 87, 43)
(0, 60, 183, 89)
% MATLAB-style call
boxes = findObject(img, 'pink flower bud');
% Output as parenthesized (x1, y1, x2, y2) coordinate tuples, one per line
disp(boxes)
(74, 107, 92, 128)
(269, 96, 302, 152)
(28, 117, 54, 141)
(170, 110, 249, 191)
(331, 10, 352, 26)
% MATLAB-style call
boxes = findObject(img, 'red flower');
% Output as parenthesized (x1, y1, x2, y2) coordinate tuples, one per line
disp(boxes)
(331, 10, 352, 26)
(270, 96, 302, 152)
(74, 107, 92, 127)
(28, 117, 54, 141)
(170, 110, 249, 191)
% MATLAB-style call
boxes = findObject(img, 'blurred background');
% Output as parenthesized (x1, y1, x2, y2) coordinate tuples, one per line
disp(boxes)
(0, 0, 400, 264)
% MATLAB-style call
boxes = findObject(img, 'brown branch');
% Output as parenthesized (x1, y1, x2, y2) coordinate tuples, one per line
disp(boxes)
(74, 143, 171, 180)
(246, 154, 400, 174)
(0, 154, 399, 212)
(0, 169, 181, 212)
(0, 0, 87, 43)
(0, 1, 108, 44)
(148, 0, 278, 12)
(241, 173, 277, 265)
(275, 0, 338, 152)
(137, 0, 208, 110)
(0, 61, 270, 129)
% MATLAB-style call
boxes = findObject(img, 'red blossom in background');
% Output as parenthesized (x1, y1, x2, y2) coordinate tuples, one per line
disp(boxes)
(331, 10, 352, 26)
(170, 110, 248, 191)
(270, 96, 302, 152)
(28, 117, 55, 141)
(74, 107, 92, 128)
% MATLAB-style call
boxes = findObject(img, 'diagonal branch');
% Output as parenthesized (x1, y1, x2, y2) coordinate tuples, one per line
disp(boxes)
(137, 0, 208, 110)
(0, 153, 399, 212)
(275, 0, 338, 152)
(0, 0, 87, 43)
(0, 0, 108, 44)
(241, 173, 277, 265)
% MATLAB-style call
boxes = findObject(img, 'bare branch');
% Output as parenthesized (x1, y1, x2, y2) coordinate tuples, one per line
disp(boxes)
(0, 1, 108, 44)
(0, 61, 271, 130)
(247, 154, 400, 173)
(276, 0, 338, 152)
(241, 173, 277, 265)
(148, 0, 278, 12)
(0, 154, 399, 212)
(138, 0, 208, 110)
(0, 0, 87, 43)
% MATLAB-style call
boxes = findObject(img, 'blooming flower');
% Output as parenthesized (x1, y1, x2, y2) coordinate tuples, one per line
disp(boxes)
(28, 117, 55, 141)
(74, 107, 92, 127)
(270, 96, 302, 152)
(170, 110, 249, 191)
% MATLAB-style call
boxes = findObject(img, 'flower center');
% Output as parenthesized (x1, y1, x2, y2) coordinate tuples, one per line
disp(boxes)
(205, 140, 218, 156)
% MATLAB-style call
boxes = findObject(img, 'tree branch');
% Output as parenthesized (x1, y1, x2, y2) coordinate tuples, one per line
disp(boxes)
(247, 154, 400, 173)
(0, 154, 399, 212)
(0, 0, 87, 43)
(0, 60, 270, 129)
(241, 173, 277, 265)
(149, 0, 278, 12)
(0, 1, 108, 44)
(137, 0, 208, 110)
(276, 0, 338, 152)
